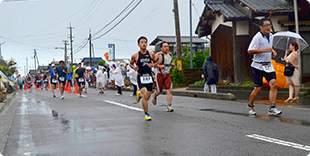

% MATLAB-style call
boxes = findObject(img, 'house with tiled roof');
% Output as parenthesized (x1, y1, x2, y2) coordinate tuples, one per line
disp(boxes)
(196, 0, 310, 84)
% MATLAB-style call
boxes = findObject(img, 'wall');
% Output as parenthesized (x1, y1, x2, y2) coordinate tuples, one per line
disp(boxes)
(211, 15, 233, 34)
(270, 16, 289, 32)
(211, 25, 234, 82)
(182, 68, 203, 85)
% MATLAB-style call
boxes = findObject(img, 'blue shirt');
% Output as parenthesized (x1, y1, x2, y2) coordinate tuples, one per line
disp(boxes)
(49, 69, 58, 78)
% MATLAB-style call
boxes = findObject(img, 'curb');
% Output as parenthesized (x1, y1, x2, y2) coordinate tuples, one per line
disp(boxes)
(0, 92, 17, 114)
(168, 90, 236, 101)
(118, 87, 236, 101)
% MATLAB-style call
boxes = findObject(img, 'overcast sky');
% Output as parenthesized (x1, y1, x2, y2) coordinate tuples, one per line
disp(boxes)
(0, 0, 206, 76)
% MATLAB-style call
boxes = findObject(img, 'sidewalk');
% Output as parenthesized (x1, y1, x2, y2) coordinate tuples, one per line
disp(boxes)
(0, 92, 17, 113)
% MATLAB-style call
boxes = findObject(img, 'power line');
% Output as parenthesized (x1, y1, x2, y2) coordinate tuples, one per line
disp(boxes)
(92, 0, 142, 40)
(77, 0, 105, 27)
(92, 0, 136, 38)
(122, 0, 166, 38)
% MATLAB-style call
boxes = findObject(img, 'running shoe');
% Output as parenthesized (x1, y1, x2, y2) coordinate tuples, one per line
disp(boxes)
(53, 95, 56, 98)
(136, 91, 142, 103)
(268, 107, 282, 116)
(145, 113, 152, 121)
(116, 93, 121, 96)
(152, 97, 157, 105)
(166, 106, 174, 112)
(61, 96, 64, 99)
(247, 105, 256, 115)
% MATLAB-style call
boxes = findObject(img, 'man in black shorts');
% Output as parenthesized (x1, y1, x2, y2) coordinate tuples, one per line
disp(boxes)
(56, 60, 69, 99)
(75, 63, 86, 97)
(130, 36, 157, 121)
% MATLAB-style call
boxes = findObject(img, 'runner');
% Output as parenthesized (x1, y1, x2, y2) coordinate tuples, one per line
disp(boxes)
(75, 63, 86, 97)
(35, 73, 42, 90)
(152, 41, 175, 112)
(247, 18, 282, 116)
(48, 64, 58, 97)
(56, 60, 69, 99)
(130, 36, 157, 121)
(43, 72, 48, 91)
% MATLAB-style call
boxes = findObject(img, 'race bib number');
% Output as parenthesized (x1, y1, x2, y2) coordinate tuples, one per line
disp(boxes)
(28, 81, 32, 84)
(262, 63, 273, 73)
(78, 78, 84, 83)
(37, 80, 41, 83)
(140, 74, 153, 84)
(44, 80, 48, 83)
(59, 77, 65, 81)
(52, 79, 58, 83)
(161, 66, 171, 75)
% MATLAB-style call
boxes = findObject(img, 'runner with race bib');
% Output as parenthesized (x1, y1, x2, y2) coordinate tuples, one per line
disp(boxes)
(56, 60, 69, 99)
(75, 63, 86, 97)
(48, 64, 58, 97)
(130, 36, 157, 121)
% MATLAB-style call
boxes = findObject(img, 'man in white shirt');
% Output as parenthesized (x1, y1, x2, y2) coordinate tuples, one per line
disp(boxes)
(247, 18, 282, 116)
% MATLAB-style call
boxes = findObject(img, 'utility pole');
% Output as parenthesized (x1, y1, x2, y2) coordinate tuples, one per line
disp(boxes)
(173, 0, 182, 70)
(189, 0, 193, 68)
(33, 49, 37, 72)
(63, 40, 69, 68)
(26, 57, 28, 75)
(89, 29, 92, 66)
(68, 22, 74, 69)
(0, 41, 5, 59)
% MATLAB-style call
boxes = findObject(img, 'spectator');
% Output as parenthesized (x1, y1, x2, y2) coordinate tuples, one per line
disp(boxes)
(201, 56, 218, 93)
(284, 42, 300, 103)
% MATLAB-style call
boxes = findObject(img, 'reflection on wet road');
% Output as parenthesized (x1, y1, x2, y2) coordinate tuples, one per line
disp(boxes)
(199, 108, 310, 127)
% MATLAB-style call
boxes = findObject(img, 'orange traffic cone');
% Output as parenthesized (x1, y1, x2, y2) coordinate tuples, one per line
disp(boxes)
(24, 82, 27, 90)
(55, 84, 58, 89)
(47, 82, 50, 89)
(74, 82, 79, 94)
(35, 83, 38, 89)
(27, 83, 30, 89)
(64, 81, 68, 92)
(16, 85, 19, 90)
(67, 82, 72, 93)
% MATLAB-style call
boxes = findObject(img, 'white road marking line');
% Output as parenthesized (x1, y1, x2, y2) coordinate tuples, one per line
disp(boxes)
(246, 134, 310, 152)
(0, 153, 3, 156)
(104, 100, 143, 112)
(307, 152, 310, 156)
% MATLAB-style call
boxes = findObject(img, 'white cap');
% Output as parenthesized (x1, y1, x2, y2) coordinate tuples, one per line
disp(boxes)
(51, 64, 55, 67)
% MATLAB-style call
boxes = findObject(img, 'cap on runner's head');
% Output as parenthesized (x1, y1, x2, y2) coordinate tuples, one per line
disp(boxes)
(51, 64, 55, 67)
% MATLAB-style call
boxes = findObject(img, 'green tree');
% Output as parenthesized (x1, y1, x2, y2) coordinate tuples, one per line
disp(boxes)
(97, 60, 106, 66)
(0, 59, 17, 76)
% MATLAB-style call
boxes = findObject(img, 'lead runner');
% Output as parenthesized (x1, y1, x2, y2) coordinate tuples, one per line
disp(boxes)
(130, 36, 157, 121)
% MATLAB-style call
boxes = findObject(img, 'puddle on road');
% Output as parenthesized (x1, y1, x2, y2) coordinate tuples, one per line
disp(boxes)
(199, 109, 310, 127)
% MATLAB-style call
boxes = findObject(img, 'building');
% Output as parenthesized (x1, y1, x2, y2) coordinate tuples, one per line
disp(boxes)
(149, 36, 208, 53)
(195, 0, 310, 84)
(81, 57, 103, 66)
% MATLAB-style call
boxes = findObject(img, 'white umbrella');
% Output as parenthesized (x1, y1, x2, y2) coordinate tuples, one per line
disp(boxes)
(273, 31, 309, 51)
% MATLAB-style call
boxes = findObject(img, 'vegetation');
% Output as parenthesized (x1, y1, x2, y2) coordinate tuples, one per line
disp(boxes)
(0, 59, 17, 76)
(170, 47, 209, 84)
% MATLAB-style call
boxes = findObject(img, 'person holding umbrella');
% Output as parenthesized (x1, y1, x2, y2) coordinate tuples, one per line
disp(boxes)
(284, 42, 300, 103)
(247, 18, 282, 116)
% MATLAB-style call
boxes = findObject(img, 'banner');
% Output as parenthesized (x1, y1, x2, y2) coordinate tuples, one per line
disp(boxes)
(108, 44, 115, 61)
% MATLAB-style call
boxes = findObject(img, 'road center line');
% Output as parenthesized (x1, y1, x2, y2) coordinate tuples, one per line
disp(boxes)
(246, 134, 310, 152)
(104, 100, 143, 112)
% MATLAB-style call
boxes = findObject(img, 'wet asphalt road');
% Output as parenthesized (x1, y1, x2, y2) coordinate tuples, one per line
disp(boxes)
(2, 87, 310, 156)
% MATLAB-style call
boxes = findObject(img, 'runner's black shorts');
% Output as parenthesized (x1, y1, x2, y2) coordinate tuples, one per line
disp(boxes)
(58, 77, 66, 85)
(137, 75, 153, 92)
(50, 78, 58, 85)
(252, 67, 276, 87)
(76, 78, 85, 87)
